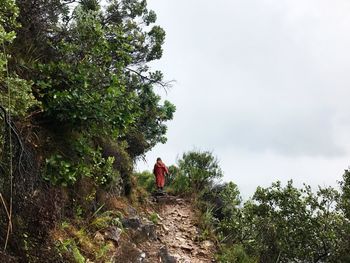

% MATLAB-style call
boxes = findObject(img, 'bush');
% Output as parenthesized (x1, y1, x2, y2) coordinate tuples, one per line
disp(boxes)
(178, 150, 223, 192)
(136, 171, 155, 192)
(216, 245, 257, 263)
(44, 151, 120, 188)
(166, 173, 190, 195)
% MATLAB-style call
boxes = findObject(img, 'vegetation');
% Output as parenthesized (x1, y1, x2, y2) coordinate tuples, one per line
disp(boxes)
(0, 0, 174, 260)
(161, 150, 350, 263)
(134, 149, 350, 262)
(1, 0, 350, 262)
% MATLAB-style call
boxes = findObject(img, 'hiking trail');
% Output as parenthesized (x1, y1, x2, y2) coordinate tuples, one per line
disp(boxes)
(137, 195, 216, 263)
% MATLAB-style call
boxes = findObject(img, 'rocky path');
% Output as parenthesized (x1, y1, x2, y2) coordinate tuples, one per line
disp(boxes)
(138, 195, 216, 263)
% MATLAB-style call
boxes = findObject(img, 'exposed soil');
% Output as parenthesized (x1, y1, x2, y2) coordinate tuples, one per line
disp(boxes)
(138, 195, 216, 263)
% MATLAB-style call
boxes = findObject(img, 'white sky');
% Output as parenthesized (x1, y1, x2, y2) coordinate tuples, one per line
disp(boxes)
(136, 0, 350, 197)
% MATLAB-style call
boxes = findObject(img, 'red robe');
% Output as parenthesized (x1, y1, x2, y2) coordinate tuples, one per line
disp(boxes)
(153, 161, 169, 188)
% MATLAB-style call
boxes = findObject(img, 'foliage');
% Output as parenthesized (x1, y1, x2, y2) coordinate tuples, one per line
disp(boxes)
(201, 182, 243, 244)
(196, 205, 217, 241)
(149, 212, 159, 225)
(0, 77, 39, 118)
(178, 163, 350, 263)
(44, 149, 119, 187)
(216, 245, 257, 263)
(90, 210, 123, 230)
(136, 170, 155, 192)
(55, 219, 117, 263)
(340, 169, 350, 219)
(0, 0, 175, 260)
(166, 172, 190, 195)
(2, 0, 175, 189)
(214, 181, 349, 263)
(0, 0, 39, 118)
(165, 164, 179, 186)
(56, 238, 85, 263)
(178, 150, 223, 192)
(22, 0, 176, 146)
(0, 0, 18, 72)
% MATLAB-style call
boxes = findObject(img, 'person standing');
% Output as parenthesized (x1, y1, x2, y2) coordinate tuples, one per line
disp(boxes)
(153, 157, 169, 192)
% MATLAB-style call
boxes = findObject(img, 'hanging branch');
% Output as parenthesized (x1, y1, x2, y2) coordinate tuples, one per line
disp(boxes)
(0, 105, 25, 175)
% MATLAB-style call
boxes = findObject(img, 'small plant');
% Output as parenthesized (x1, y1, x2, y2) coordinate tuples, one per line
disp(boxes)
(96, 243, 114, 260)
(149, 212, 159, 224)
(90, 210, 123, 230)
(197, 205, 217, 241)
(56, 238, 85, 263)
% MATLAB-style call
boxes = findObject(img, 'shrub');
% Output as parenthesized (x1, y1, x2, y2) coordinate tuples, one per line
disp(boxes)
(178, 150, 223, 192)
(166, 173, 190, 195)
(216, 245, 257, 263)
(136, 171, 155, 192)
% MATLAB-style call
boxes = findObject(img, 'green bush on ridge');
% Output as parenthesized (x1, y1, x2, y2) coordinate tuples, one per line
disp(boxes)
(137, 150, 350, 263)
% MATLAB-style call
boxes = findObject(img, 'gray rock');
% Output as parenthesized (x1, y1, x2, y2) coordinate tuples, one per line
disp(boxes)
(127, 205, 138, 217)
(159, 246, 177, 263)
(104, 226, 122, 243)
(122, 217, 142, 229)
(141, 223, 157, 241)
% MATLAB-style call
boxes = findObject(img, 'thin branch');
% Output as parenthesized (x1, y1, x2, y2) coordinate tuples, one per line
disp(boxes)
(125, 67, 175, 94)
(0, 105, 25, 176)
(0, 193, 12, 232)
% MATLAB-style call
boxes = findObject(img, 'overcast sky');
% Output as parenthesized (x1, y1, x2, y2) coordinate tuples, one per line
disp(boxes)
(137, 0, 350, 197)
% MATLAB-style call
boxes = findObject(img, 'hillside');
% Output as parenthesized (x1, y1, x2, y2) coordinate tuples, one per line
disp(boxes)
(2, 0, 350, 262)
(49, 193, 217, 263)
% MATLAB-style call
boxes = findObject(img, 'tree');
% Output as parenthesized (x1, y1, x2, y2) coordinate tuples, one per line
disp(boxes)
(0, 0, 175, 259)
(1, 0, 175, 189)
(236, 181, 348, 263)
(340, 169, 350, 219)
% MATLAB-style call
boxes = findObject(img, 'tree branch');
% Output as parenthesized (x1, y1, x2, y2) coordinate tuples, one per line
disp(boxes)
(125, 67, 175, 93)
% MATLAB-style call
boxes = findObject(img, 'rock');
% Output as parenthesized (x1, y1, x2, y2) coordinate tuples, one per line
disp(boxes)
(175, 236, 186, 243)
(162, 224, 169, 232)
(138, 251, 146, 262)
(141, 223, 157, 240)
(201, 240, 214, 250)
(176, 198, 185, 204)
(159, 246, 177, 263)
(127, 205, 138, 217)
(155, 195, 178, 204)
(104, 226, 122, 243)
(195, 250, 208, 257)
(180, 243, 193, 251)
(122, 217, 142, 229)
(94, 231, 105, 244)
(156, 213, 164, 221)
(114, 242, 144, 263)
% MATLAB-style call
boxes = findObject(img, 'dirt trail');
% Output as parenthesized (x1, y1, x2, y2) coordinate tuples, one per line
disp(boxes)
(139, 196, 216, 263)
